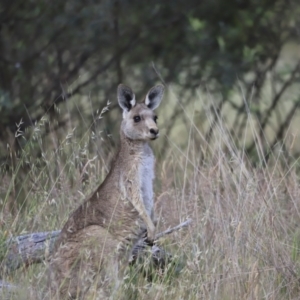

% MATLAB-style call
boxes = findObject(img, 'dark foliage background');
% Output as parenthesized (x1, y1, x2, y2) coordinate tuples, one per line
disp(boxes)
(1, 0, 300, 208)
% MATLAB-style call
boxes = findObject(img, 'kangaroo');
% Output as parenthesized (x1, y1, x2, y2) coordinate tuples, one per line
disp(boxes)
(48, 84, 164, 299)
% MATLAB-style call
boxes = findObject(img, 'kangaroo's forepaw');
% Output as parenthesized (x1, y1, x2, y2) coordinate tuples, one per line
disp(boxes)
(145, 237, 155, 246)
(146, 229, 156, 245)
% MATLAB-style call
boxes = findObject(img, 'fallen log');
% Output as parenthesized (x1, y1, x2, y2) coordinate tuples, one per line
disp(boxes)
(1, 219, 191, 277)
(1, 230, 60, 275)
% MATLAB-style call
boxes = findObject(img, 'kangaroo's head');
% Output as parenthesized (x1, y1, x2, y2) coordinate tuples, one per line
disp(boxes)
(118, 84, 164, 141)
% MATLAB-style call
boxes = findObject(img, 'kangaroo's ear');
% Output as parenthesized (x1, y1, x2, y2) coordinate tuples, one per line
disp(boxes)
(145, 85, 164, 110)
(118, 84, 136, 111)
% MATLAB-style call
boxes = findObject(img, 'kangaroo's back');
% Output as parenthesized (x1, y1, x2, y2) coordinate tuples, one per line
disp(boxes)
(48, 84, 164, 299)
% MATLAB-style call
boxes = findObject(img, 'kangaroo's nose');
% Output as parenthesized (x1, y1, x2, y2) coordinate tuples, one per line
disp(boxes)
(150, 128, 159, 135)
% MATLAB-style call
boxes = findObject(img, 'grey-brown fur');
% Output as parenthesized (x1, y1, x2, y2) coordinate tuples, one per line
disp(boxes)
(48, 84, 164, 299)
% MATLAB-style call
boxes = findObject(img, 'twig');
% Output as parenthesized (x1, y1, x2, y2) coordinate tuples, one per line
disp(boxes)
(155, 219, 192, 239)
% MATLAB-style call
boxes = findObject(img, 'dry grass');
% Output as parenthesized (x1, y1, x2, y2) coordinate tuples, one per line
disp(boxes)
(1, 90, 300, 300)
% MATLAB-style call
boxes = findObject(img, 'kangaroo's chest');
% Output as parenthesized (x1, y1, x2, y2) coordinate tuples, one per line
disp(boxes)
(139, 151, 155, 215)
(118, 146, 155, 216)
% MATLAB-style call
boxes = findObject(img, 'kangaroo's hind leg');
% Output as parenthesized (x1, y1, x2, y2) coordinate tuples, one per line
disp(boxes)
(49, 225, 120, 299)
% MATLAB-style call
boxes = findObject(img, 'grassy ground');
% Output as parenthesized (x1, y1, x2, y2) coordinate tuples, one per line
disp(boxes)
(1, 90, 300, 299)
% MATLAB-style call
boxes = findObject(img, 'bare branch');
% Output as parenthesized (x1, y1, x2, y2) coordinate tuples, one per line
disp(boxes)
(155, 219, 192, 239)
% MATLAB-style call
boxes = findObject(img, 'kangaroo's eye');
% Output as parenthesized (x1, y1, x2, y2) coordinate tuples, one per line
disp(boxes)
(153, 116, 158, 123)
(133, 116, 141, 123)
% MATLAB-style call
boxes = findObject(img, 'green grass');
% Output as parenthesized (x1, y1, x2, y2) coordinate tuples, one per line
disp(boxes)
(1, 90, 300, 299)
